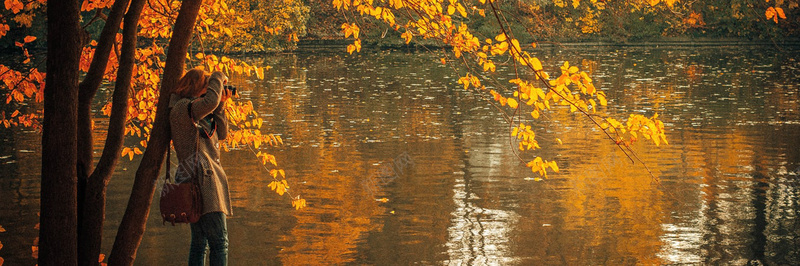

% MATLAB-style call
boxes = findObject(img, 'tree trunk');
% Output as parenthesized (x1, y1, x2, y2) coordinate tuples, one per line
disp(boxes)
(107, 0, 203, 264)
(40, 0, 82, 265)
(78, 0, 146, 265)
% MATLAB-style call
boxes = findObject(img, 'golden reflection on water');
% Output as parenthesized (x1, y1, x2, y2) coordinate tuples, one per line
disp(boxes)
(0, 47, 798, 265)
(121, 48, 800, 265)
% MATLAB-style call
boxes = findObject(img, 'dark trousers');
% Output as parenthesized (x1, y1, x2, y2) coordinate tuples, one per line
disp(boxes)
(189, 212, 228, 266)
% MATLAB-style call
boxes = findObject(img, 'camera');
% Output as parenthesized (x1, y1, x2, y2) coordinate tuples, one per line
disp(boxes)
(223, 85, 237, 96)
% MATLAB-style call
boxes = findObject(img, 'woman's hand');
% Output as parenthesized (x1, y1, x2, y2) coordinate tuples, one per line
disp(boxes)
(220, 87, 232, 103)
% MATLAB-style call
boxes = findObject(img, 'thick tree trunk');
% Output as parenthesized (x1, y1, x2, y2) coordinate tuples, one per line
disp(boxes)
(107, 0, 203, 264)
(78, 0, 146, 265)
(40, 0, 82, 265)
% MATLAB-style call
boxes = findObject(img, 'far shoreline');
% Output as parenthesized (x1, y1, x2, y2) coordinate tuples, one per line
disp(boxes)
(296, 36, 800, 51)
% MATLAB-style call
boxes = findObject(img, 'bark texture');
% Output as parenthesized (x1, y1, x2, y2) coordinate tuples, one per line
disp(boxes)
(40, 0, 82, 265)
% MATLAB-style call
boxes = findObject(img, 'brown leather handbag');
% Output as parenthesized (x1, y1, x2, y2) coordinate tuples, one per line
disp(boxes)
(160, 101, 204, 225)
(159, 147, 202, 225)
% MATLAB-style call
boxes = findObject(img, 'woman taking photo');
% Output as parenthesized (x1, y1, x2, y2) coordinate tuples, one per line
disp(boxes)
(169, 69, 233, 266)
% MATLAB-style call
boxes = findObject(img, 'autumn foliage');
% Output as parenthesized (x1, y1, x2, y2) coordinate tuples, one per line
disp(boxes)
(1, 0, 307, 209)
(332, 0, 673, 178)
(1, 0, 792, 207)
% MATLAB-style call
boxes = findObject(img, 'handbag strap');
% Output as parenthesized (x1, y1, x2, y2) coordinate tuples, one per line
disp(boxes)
(188, 99, 202, 187)
(164, 98, 202, 184)
(166, 143, 171, 182)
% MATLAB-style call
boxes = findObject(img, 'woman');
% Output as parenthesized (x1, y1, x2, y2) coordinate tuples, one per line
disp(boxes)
(169, 68, 233, 266)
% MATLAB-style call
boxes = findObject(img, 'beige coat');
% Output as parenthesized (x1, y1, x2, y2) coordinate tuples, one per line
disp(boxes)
(168, 72, 232, 216)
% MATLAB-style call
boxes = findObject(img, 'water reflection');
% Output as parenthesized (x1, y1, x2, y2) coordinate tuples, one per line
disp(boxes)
(0, 46, 798, 265)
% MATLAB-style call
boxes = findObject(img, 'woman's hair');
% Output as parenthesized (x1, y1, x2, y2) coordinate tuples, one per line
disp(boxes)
(174, 68, 209, 98)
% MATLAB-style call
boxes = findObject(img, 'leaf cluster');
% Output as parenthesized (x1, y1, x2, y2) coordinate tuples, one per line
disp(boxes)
(0, 0, 308, 209)
(334, 0, 668, 179)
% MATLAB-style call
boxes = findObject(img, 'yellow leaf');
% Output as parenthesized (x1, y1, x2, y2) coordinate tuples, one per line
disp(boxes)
(276, 183, 285, 196)
(495, 33, 507, 42)
(122, 147, 133, 160)
(507, 98, 518, 109)
(401, 32, 412, 44)
(556, 138, 562, 145)
(256, 67, 265, 80)
(482, 60, 496, 72)
(511, 39, 521, 53)
(531, 57, 543, 71)
(292, 197, 306, 210)
(568, 66, 579, 74)
(548, 161, 559, 172)
(491, 42, 508, 55)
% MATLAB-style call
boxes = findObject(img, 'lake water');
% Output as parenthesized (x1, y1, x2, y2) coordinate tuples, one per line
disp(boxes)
(0, 46, 798, 265)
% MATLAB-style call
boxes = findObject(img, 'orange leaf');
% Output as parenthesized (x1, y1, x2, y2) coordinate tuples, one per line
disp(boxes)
(766, 7, 778, 23)
(23, 36, 36, 43)
(776, 7, 786, 19)
(5, 0, 23, 13)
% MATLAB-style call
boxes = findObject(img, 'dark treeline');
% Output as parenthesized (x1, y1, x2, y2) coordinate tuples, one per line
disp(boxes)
(303, 0, 800, 46)
(2, 0, 799, 53)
